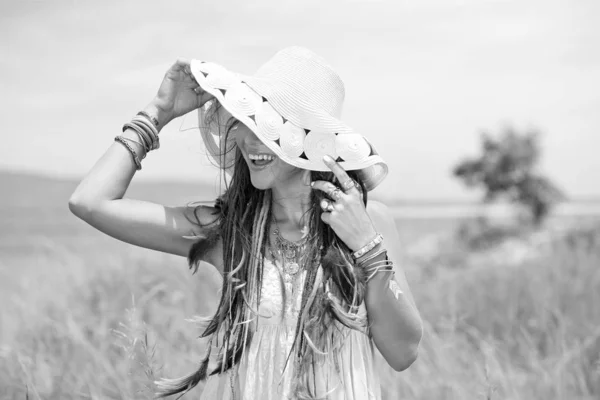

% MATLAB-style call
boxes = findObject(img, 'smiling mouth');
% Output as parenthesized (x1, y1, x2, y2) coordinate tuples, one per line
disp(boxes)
(248, 153, 276, 167)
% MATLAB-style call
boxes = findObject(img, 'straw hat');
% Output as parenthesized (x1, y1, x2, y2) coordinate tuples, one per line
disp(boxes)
(190, 46, 388, 191)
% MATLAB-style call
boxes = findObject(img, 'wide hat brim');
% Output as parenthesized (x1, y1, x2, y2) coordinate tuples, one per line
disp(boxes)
(190, 55, 388, 192)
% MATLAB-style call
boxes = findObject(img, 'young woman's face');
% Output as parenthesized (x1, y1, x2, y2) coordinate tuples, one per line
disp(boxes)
(232, 120, 307, 190)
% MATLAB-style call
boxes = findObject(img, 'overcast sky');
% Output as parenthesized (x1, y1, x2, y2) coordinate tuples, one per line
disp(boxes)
(1, 0, 598, 200)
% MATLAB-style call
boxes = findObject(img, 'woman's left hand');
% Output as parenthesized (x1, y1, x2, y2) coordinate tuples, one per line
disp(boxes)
(311, 155, 378, 252)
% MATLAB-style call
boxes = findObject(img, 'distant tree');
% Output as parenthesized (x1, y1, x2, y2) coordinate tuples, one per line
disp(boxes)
(453, 126, 566, 226)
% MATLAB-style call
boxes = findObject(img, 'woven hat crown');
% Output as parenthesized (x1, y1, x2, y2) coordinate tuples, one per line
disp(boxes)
(247, 46, 346, 120)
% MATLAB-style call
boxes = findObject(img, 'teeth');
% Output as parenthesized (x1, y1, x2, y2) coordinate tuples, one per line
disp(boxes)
(249, 154, 274, 161)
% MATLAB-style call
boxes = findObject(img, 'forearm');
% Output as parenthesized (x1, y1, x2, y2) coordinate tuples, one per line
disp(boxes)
(363, 248, 423, 371)
(68, 103, 166, 207)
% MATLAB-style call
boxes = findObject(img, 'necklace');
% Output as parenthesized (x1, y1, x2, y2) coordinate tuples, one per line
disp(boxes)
(268, 218, 310, 317)
(270, 218, 308, 282)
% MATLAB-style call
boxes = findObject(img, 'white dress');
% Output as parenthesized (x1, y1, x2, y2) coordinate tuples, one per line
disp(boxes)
(199, 257, 382, 400)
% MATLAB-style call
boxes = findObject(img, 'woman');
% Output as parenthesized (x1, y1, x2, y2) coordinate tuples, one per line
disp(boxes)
(69, 47, 423, 399)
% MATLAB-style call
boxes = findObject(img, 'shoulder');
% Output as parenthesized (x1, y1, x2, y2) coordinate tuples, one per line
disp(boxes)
(366, 200, 399, 242)
(366, 200, 394, 228)
(366, 199, 391, 218)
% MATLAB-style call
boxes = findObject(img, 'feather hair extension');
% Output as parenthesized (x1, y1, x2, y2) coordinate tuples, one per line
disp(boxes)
(187, 224, 221, 274)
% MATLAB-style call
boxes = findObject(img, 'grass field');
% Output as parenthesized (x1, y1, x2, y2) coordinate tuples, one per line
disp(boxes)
(1, 172, 599, 399)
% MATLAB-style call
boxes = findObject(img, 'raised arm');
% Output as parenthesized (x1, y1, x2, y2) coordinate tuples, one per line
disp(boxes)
(68, 59, 222, 270)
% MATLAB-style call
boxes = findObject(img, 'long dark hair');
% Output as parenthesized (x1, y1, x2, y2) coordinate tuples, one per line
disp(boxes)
(156, 105, 370, 399)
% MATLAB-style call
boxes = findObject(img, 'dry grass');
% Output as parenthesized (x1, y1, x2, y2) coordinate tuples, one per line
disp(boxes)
(382, 222, 600, 399)
(1, 212, 599, 399)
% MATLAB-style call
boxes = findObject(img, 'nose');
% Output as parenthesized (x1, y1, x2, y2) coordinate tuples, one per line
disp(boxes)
(240, 129, 264, 150)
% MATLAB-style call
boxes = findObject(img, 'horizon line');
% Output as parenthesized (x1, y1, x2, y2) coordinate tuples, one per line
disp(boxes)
(3, 167, 600, 204)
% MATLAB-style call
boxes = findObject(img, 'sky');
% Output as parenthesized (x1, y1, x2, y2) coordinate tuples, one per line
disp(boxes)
(1, 0, 599, 201)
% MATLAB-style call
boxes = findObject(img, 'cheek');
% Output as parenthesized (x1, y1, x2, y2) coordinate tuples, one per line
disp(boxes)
(273, 161, 305, 178)
(234, 130, 247, 147)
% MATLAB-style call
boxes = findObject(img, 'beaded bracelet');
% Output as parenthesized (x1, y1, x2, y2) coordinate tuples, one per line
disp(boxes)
(123, 122, 152, 152)
(115, 135, 142, 170)
(121, 136, 146, 158)
(352, 233, 384, 259)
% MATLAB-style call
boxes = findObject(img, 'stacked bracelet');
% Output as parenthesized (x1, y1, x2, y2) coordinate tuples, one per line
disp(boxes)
(356, 247, 387, 266)
(355, 248, 403, 299)
(122, 113, 160, 152)
(355, 248, 394, 283)
(123, 122, 151, 151)
(132, 115, 160, 150)
(117, 110, 161, 171)
(352, 233, 384, 259)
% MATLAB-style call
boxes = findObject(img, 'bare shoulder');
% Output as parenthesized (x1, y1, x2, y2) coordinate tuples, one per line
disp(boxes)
(366, 200, 392, 219)
(366, 200, 401, 246)
(366, 200, 395, 231)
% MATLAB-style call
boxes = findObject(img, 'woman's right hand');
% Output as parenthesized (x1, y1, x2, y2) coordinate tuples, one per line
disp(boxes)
(147, 58, 214, 130)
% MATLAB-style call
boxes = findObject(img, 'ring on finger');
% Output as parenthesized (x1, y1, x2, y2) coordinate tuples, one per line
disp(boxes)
(330, 188, 343, 201)
(320, 199, 335, 212)
(341, 178, 357, 192)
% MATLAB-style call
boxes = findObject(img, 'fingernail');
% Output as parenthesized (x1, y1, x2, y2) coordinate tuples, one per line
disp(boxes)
(310, 181, 314, 187)
(323, 155, 333, 162)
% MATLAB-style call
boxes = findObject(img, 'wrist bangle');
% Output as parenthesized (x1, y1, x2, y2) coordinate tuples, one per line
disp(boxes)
(131, 116, 160, 150)
(123, 122, 152, 152)
(356, 248, 387, 267)
(352, 233, 384, 259)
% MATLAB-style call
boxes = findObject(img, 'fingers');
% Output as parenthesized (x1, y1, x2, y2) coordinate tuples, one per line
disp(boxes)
(319, 199, 334, 225)
(169, 58, 197, 82)
(320, 199, 335, 212)
(322, 155, 348, 181)
(172, 58, 214, 106)
(311, 181, 348, 202)
(172, 58, 208, 98)
(322, 155, 360, 195)
(320, 208, 332, 224)
(174, 57, 191, 71)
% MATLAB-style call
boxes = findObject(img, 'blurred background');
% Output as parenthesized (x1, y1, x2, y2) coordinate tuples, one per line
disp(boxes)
(1, 0, 599, 399)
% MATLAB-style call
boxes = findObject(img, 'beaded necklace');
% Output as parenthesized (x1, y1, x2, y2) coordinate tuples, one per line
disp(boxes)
(268, 218, 310, 314)
(269, 218, 309, 280)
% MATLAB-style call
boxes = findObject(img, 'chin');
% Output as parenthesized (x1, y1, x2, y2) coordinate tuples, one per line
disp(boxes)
(245, 158, 301, 190)
(249, 173, 275, 190)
